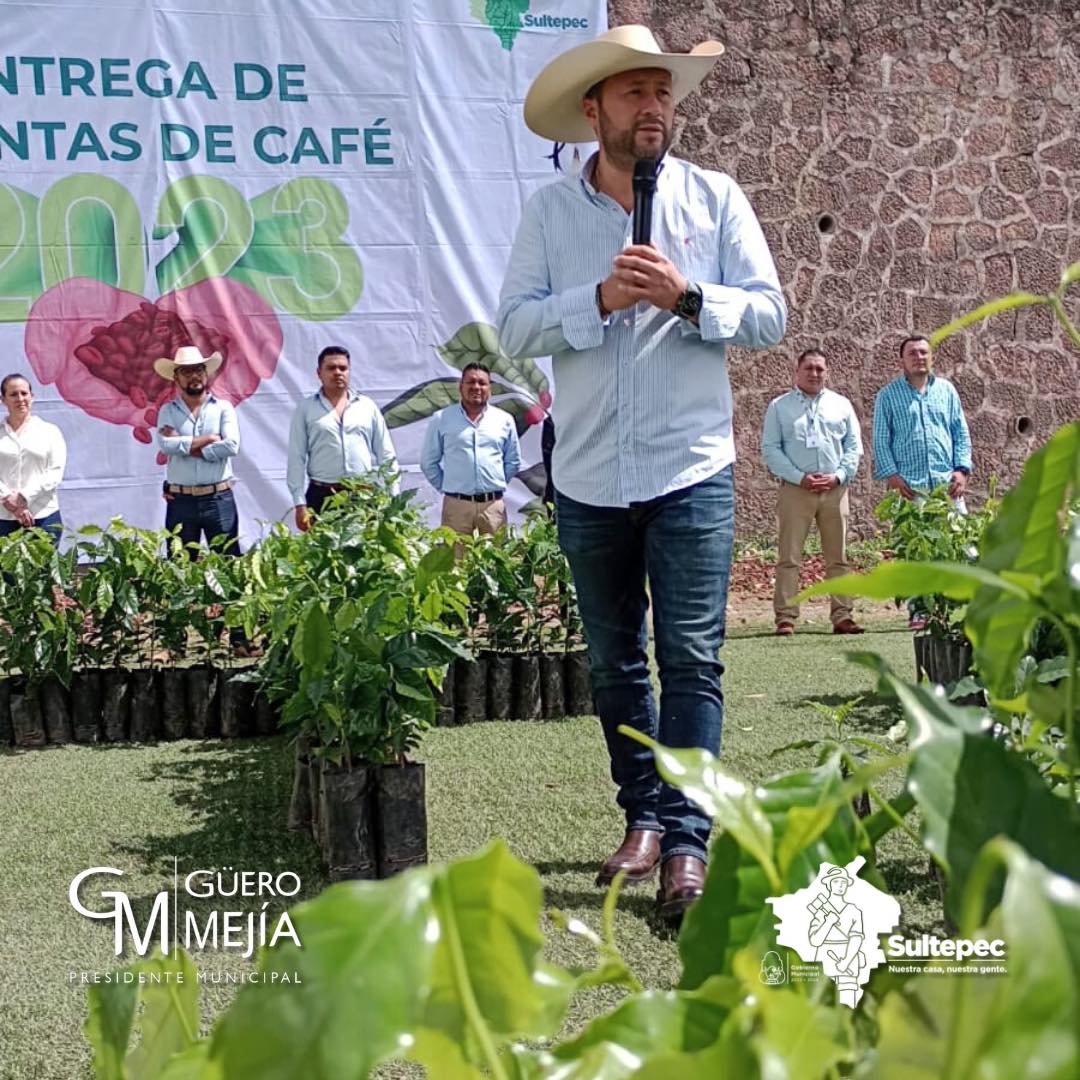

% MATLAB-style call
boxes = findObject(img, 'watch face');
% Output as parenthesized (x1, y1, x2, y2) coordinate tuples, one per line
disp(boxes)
(676, 285, 702, 319)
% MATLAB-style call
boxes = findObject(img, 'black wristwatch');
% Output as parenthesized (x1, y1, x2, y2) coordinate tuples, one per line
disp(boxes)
(672, 282, 703, 321)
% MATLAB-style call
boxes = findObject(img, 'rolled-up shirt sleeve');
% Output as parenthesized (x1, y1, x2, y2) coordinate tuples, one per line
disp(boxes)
(200, 403, 239, 460)
(157, 404, 191, 456)
(692, 181, 787, 349)
(497, 193, 605, 358)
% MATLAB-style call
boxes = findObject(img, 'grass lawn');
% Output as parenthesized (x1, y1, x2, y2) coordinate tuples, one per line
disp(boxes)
(0, 615, 937, 1079)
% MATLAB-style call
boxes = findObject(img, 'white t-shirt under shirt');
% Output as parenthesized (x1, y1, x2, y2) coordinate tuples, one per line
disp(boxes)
(0, 415, 67, 521)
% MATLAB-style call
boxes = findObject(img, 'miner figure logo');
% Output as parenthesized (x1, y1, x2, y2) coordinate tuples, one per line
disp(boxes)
(766, 856, 900, 1008)
(759, 950, 786, 986)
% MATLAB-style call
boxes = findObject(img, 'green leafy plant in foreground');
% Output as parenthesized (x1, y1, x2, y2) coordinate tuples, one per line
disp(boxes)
(800, 420, 1080, 809)
(84, 413, 1080, 1079)
(82, 282, 1080, 1075)
(873, 482, 998, 640)
(83, 701, 1080, 1079)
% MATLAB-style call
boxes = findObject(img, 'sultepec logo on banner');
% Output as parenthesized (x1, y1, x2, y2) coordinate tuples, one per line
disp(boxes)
(471, 1, 589, 50)
(69, 863, 302, 961)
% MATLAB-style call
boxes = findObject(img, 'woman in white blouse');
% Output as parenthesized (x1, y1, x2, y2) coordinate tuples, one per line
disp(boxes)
(0, 374, 67, 543)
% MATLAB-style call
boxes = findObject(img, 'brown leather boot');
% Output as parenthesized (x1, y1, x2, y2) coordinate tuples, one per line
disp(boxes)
(596, 829, 662, 886)
(656, 855, 707, 920)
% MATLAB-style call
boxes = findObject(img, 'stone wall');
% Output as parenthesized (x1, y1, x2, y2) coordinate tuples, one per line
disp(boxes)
(609, 0, 1080, 536)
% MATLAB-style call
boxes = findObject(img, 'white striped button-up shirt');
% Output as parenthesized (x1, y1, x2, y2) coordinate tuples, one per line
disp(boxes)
(497, 153, 786, 507)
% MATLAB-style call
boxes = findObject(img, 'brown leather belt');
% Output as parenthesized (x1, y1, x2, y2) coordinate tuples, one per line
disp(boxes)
(166, 480, 234, 496)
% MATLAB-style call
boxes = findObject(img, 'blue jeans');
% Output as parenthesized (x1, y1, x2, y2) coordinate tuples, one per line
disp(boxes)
(556, 466, 735, 863)
(0, 511, 62, 545)
(165, 490, 240, 557)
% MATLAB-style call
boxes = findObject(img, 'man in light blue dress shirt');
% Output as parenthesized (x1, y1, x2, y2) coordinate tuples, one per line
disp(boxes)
(761, 348, 864, 636)
(155, 346, 241, 556)
(420, 363, 521, 536)
(498, 25, 786, 918)
(287, 346, 399, 532)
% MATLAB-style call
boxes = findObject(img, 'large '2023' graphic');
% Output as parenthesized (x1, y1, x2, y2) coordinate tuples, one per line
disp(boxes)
(3, 173, 361, 453)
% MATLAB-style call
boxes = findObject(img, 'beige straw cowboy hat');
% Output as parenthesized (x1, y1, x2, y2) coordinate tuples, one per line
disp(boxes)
(153, 345, 223, 381)
(524, 25, 725, 144)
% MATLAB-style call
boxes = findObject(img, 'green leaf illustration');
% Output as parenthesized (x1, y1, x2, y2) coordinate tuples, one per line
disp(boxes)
(383, 377, 523, 429)
(437, 322, 548, 400)
(383, 378, 461, 428)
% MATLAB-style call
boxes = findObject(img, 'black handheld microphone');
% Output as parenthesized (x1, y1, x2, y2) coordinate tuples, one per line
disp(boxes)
(631, 158, 658, 245)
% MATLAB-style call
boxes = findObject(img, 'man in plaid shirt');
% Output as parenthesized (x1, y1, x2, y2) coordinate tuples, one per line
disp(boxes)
(872, 334, 973, 629)
(872, 335, 972, 501)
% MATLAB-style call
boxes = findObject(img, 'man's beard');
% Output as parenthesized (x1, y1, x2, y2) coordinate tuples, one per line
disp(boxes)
(598, 111, 672, 168)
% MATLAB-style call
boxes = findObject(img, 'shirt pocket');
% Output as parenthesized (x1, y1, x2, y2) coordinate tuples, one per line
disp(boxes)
(926, 401, 950, 429)
(475, 428, 506, 455)
(342, 416, 372, 442)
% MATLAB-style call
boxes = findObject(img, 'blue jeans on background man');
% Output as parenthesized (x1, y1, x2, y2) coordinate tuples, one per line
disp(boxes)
(165, 490, 240, 556)
(556, 466, 735, 863)
(0, 511, 62, 545)
(165, 489, 244, 647)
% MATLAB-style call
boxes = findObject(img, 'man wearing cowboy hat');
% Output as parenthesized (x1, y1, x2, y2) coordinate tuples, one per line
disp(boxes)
(498, 25, 786, 919)
(156, 345, 242, 556)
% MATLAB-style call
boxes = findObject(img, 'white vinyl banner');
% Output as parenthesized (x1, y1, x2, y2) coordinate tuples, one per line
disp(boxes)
(0, 0, 604, 540)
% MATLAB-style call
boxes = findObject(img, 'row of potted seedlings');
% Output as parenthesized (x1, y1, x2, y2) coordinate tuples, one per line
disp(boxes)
(0, 667, 277, 748)
(439, 649, 593, 725)
(0, 521, 265, 745)
(2, 485, 594, 883)
(444, 515, 595, 724)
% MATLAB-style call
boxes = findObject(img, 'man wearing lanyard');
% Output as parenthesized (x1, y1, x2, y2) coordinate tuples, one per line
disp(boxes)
(762, 348, 864, 636)
(420, 362, 521, 535)
(287, 346, 399, 532)
(156, 346, 241, 555)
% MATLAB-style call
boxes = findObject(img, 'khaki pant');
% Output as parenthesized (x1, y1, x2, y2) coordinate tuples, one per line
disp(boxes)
(774, 482, 852, 626)
(441, 494, 506, 537)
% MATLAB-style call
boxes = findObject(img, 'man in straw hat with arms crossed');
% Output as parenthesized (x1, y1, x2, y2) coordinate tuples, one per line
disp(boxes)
(156, 345, 242, 557)
(498, 26, 786, 918)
